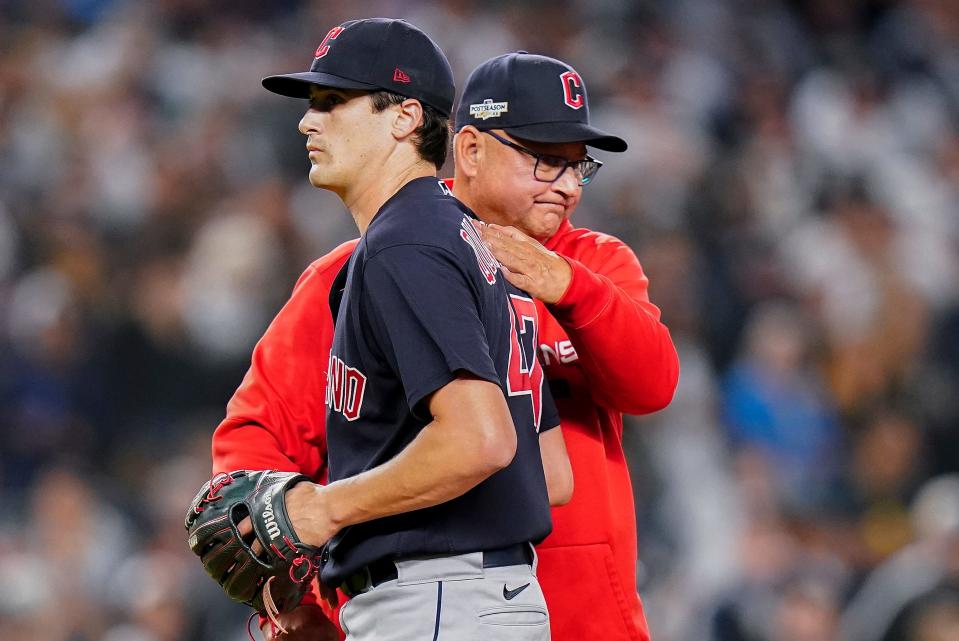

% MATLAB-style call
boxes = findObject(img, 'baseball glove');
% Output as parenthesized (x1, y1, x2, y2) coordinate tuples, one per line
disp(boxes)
(184, 470, 323, 627)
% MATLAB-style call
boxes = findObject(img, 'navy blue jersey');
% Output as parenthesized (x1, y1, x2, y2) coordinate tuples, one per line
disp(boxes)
(321, 177, 559, 586)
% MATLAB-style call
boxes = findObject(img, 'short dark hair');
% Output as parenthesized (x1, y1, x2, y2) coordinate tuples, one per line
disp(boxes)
(369, 91, 450, 170)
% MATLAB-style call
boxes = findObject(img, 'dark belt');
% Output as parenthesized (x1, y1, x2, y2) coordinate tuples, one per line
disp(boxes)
(340, 543, 532, 598)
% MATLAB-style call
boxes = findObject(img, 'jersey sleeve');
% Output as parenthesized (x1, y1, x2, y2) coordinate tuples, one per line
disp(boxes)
(362, 244, 500, 417)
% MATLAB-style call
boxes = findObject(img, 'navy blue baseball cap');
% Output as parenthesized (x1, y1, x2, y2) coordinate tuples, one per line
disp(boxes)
(456, 52, 627, 152)
(262, 18, 455, 117)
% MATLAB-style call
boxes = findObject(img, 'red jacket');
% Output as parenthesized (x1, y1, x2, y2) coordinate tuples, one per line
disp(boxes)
(535, 219, 677, 641)
(212, 219, 678, 641)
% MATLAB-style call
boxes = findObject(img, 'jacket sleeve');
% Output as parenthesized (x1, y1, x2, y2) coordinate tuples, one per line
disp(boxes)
(212, 242, 355, 477)
(547, 237, 679, 415)
(214, 243, 354, 637)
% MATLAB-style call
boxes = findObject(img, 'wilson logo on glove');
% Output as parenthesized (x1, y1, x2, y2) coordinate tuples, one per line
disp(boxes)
(262, 485, 281, 540)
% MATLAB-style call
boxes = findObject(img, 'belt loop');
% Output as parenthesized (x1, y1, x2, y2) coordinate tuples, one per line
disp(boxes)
(528, 542, 538, 574)
(343, 565, 373, 597)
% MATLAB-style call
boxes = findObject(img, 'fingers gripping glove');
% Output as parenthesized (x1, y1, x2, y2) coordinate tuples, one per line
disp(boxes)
(184, 470, 323, 629)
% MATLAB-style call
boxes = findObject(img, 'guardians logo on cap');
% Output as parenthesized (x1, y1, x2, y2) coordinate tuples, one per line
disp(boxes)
(559, 71, 585, 109)
(314, 26, 345, 59)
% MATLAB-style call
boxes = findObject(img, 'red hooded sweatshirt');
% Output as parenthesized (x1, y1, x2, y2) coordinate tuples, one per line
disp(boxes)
(212, 218, 679, 641)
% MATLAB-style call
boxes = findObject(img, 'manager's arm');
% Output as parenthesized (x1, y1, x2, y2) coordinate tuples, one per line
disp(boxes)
(480, 223, 679, 415)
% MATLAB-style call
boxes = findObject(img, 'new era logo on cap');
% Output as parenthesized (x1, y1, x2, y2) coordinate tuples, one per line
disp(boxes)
(393, 68, 411, 83)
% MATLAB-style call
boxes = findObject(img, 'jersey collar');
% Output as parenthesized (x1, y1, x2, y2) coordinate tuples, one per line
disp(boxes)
(366, 176, 451, 232)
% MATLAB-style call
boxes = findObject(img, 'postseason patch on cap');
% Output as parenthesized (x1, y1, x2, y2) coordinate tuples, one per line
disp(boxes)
(469, 98, 509, 120)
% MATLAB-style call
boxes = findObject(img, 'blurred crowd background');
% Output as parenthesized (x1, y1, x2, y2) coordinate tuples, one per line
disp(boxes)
(2, 0, 959, 640)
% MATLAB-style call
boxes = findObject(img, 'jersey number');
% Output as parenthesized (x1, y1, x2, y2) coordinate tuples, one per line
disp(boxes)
(506, 294, 545, 431)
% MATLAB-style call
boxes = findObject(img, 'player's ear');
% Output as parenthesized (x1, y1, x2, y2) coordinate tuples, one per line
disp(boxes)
(391, 98, 424, 141)
(454, 126, 482, 178)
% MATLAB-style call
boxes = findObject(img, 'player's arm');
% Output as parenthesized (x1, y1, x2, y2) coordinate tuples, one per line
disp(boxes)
(282, 241, 530, 547)
(539, 426, 572, 506)
(480, 224, 679, 415)
(284, 373, 517, 546)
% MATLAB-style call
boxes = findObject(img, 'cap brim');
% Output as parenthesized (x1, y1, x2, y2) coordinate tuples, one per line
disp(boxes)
(262, 71, 380, 98)
(500, 121, 627, 153)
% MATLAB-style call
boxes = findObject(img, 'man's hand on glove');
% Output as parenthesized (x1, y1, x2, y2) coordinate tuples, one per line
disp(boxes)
(236, 480, 339, 563)
(184, 470, 337, 633)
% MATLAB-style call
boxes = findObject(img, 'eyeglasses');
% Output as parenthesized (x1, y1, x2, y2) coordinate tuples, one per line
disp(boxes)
(484, 131, 602, 186)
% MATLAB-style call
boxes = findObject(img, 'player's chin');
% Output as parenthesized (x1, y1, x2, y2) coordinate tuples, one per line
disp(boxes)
(307, 167, 332, 189)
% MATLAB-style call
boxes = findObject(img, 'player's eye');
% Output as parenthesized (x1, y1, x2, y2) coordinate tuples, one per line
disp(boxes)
(310, 93, 345, 112)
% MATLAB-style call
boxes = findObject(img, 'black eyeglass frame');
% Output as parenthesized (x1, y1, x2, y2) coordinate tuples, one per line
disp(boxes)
(483, 131, 603, 186)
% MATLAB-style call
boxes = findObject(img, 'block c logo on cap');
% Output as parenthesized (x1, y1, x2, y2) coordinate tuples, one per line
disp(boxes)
(560, 71, 585, 110)
(314, 26, 345, 59)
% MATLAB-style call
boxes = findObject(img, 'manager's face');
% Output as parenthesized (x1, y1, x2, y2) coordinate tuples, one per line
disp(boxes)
(470, 128, 587, 241)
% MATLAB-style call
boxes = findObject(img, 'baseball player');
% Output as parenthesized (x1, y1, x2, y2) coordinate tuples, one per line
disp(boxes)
(217, 18, 570, 641)
(214, 49, 677, 641)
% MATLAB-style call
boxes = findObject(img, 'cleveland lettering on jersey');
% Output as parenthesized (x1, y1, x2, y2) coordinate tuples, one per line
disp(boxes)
(326, 352, 368, 422)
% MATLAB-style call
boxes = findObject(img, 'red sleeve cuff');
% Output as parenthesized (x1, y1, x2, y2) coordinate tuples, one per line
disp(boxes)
(548, 257, 613, 329)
